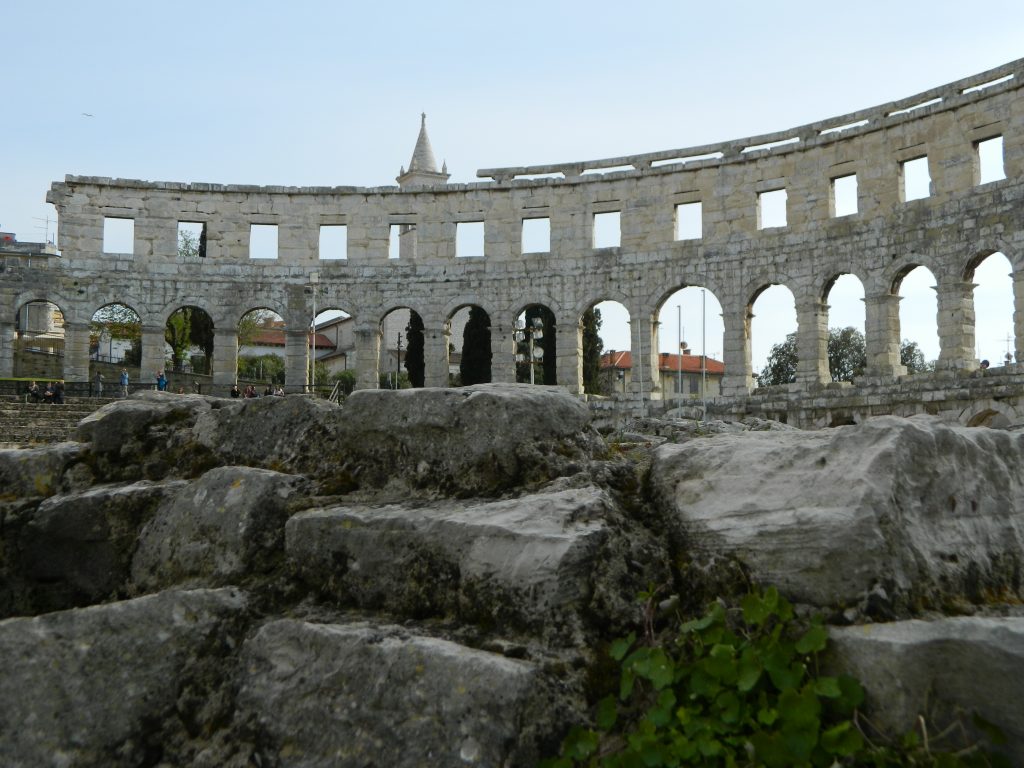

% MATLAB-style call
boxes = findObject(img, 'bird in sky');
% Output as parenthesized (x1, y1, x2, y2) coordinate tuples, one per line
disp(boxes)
(81, 112, 93, 117)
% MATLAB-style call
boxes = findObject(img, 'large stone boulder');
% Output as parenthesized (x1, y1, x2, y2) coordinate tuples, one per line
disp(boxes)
(235, 620, 554, 768)
(0, 588, 248, 768)
(0, 442, 83, 499)
(132, 466, 307, 592)
(76, 392, 220, 481)
(827, 617, 1024, 764)
(287, 486, 611, 637)
(650, 416, 1024, 612)
(8, 479, 185, 615)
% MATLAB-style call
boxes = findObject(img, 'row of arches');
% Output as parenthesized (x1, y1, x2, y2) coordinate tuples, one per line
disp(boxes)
(10, 251, 1018, 393)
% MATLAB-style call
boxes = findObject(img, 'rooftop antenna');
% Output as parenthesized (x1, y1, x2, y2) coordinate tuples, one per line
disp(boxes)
(33, 215, 55, 244)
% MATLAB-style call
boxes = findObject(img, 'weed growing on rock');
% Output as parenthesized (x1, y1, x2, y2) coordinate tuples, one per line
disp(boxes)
(541, 587, 1008, 767)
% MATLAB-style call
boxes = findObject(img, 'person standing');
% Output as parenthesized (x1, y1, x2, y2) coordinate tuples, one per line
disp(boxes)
(119, 369, 129, 397)
(94, 370, 104, 397)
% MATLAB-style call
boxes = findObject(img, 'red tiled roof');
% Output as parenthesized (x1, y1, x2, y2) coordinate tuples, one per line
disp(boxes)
(599, 350, 724, 375)
(248, 330, 336, 350)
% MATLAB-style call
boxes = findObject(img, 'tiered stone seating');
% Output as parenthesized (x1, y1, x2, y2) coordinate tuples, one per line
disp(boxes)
(0, 396, 117, 447)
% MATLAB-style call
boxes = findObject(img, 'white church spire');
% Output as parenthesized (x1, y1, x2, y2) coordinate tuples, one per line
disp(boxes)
(397, 113, 450, 187)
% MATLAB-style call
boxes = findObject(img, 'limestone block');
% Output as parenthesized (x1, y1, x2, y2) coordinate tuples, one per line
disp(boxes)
(236, 619, 545, 768)
(132, 466, 307, 592)
(651, 415, 1024, 610)
(827, 617, 1024, 764)
(0, 588, 248, 767)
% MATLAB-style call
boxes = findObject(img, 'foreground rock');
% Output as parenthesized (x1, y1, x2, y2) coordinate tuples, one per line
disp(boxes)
(236, 620, 553, 768)
(287, 487, 612, 638)
(132, 466, 307, 592)
(651, 415, 1024, 613)
(0, 588, 248, 768)
(827, 617, 1024, 764)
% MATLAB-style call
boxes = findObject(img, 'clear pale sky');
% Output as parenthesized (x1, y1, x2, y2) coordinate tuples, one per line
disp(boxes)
(5, 1, 1022, 370)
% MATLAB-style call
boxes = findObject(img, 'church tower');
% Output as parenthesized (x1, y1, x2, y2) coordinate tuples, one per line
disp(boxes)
(396, 113, 450, 188)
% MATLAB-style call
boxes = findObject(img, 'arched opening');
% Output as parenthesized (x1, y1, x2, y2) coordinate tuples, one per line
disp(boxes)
(14, 300, 64, 379)
(89, 303, 141, 395)
(586, 299, 629, 396)
(895, 265, 938, 374)
(379, 308, 424, 389)
(450, 305, 491, 386)
(165, 306, 214, 376)
(311, 307, 354, 394)
(515, 304, 556, 385)
(750, 284, 797, 386)
(823, 274, 867, 382)
(967, 251, 1015, 367)
(237, 308, 286, 388)
(655, 287, 725, 401)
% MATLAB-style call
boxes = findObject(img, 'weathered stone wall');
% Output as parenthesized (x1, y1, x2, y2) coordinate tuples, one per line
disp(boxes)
(4, 59, 1023, 406)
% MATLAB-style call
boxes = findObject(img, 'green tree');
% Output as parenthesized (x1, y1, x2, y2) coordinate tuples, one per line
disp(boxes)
(581, 307, 604, 394)
(237, 354, 285, 384)
(404, 312, 425, 388)
(900, 339, 934, 373)
(759, 332, 799, 386)
(827, 326, 867, 382)
(165, 306, 214, 373)
(459, 306, 492, 385)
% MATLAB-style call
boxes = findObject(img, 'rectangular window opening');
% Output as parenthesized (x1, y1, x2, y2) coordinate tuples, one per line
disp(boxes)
(831, 175, 858, 217)
(757, 189, 788, 229)
(901, 156, 931, 202)
(675, 202, 702, 240)
(249, 224, 279, 260)
(318, 225, 347, 260)
(593, 211, 621, 248)
(976, 136, 1006, 185)
(177, 221, 206, 258)
(103, 217, 135, 254)
(521, 217, 551, 253)
(456, 221, 485, 257)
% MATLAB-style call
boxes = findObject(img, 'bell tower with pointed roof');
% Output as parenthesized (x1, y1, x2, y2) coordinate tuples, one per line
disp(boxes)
(396, 113, 450, 187)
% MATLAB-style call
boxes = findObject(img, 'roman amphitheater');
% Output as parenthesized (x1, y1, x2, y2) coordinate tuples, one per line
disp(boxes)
(4, 58, 1024, 427)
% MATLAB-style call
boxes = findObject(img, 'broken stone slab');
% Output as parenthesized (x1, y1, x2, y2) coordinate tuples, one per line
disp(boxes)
(286, 486, 610, 633)
(0, 442, 82, 499)
(131, 466, 307, 592)
(650, 415, 1024, 611)
(827, 617, 1024, 764)
(0, 588, 248, 768)
(194, 384, 602, 496)
(10, 479, 186, 615)
(236, 619, 549, 768)
(76, 392, 221, 481)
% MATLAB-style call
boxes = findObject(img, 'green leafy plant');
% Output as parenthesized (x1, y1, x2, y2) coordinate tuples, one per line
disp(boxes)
(543, 587, 1006, 767)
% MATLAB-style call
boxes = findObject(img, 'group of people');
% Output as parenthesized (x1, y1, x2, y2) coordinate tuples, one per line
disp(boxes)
(230, 383, 285, 398)
(26, 380, 65, 404)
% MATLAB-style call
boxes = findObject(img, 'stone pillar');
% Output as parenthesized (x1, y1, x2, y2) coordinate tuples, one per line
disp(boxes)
(423, 325, 450, 388)
(720, 308, 752, 396)
(212, 328, 238, 390)
(935, 278, 976, 371)
(489, 321, 515, 384)
(1013, 270, 1024, 367)
(795, 298, 830, 385)
(284, 329, 309, 391)
(628, 315, 657, 404)
(0, 321, 16, 378)
(140, 325, 166, 388)
(863, 294, 905, 377)
(354, 324, 380, 391)
(63, 321, 91, 383)
(556, 319, 582, 394)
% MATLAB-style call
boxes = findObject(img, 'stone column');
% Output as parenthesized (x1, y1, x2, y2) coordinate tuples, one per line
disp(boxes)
(795, 298, 830, 385)
(354, 324, 380, 391)
(863, 294, 905, 377)
(935, 278, 975, 371)
(62, 321, 91, 383)
(1013, 270, 1024, 367)
(423, 325, 450, 388)
(489, 321, 515, 384)
(556, 319, 582, 394)
(284, 329, 309, 391)
(720, 307, 752, 397)
(0, 321, 16, 378)
(212, 328, 239, 390)
(628, 314, 657, 404)
(140, 324, 166, 388)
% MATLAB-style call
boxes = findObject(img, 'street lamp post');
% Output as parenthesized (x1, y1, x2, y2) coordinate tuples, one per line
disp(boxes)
(514, 316, 545, 384)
